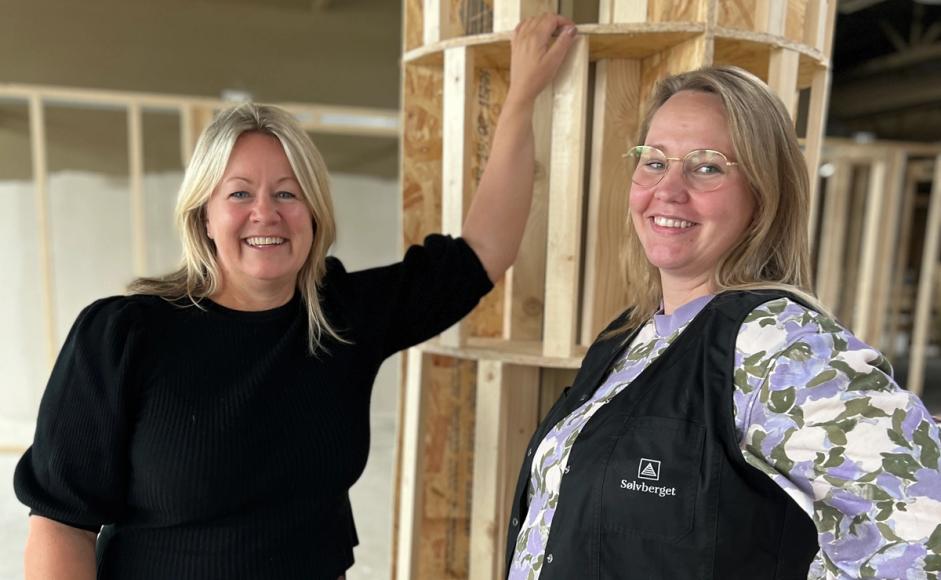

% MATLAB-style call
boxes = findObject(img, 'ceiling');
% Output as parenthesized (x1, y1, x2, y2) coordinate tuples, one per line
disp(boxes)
(0, 0, 937, 182)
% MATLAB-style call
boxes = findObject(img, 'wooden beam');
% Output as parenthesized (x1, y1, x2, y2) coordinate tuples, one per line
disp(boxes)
(180, 105, 215, 168)
(543, 35, 589, 358)
(395, 349, 430, 580)
(468, 362, 539, 580)
(888, 163, 928, 360)
(28, 94, 57, 368)
(868, 150, 907, 351)
(852, 159, 887, 343)
(493, 0, 556, 32)
(768, 47, 800, 119)
(805, 67, 831, 246)
(127, 103, 148, 277)
(580, 59, 639, 345)
(803, 0, 829, 52)
(504, 87, 552, 341)
(815, 161, 850, 310)
(440, 46, 475, 347)
(598, 0, 647, 24)
(423, 0, 451, 44)
(908, 155, 941, 396)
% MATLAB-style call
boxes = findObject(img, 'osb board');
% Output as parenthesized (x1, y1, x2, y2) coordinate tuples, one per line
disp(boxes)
(712, 36, 770, 83)
(418, 354, 477, 579)
(785, 0, 808, 44)
(639, 34, 710, 114)
(716, 0, 756, 31)
(648, 0, 707, 23)
(466, 66, 510, 338)
(406, 0, 424, 52)
(403, 65, 444, 247)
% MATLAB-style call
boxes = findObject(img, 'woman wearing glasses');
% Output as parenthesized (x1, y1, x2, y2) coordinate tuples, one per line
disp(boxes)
(505, 66, 941, 579)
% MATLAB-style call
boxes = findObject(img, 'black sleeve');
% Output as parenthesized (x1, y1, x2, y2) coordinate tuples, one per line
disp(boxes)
(327, 234, 494, 358)
(13, 297, 142, 532)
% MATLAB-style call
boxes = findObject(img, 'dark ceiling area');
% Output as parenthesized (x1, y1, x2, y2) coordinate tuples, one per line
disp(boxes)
(829, 0, 941, 141)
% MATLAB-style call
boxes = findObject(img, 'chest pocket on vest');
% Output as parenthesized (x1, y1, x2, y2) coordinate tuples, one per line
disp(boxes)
(601, 417, 704, 541)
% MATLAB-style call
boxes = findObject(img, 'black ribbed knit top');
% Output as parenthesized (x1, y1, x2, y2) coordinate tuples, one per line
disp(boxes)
(14, 235, 492, 580)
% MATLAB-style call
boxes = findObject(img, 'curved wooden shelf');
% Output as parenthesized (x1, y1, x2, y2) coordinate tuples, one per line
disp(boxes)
(417, 337, 586, 369)
(403, 22, 706, 67)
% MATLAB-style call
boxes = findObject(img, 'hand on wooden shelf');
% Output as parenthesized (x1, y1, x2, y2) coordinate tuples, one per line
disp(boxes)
(505, 13, 577, 109)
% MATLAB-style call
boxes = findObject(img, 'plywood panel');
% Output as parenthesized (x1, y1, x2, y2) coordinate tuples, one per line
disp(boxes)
(716, 0, 756, 30)
(493, 0, 555, 32)
(403, 65, 444, 248)
(639, 35, 710, 114)
(581, 59, 639, 345)
(785, 0, 808, 43)
(598, 0, 647, 23)
(406, 0, 424, 51)
(418, 354, 478, 579)
(648, 0, 706, 23)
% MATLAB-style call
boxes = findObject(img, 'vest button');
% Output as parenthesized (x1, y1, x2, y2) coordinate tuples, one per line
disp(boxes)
(546, 553, 554, 564)
(512, 517, 519, 526)
(526, 448, 532, 457)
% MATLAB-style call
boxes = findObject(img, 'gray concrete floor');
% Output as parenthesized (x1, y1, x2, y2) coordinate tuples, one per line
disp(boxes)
(0, 412, 397, 580)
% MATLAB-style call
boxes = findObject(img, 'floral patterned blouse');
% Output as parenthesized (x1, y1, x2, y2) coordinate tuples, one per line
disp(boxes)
(508, 295, 941, 580)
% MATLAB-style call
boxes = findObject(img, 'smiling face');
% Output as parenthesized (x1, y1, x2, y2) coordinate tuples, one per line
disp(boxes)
(204, 132, 314, 307)
(629, 90, 755, 291)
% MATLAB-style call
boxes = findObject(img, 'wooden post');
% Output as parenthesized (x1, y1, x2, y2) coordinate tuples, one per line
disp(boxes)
(440, 46, 475, 347)
(580, 59, 639, 345)
(908, 155, 941, 396)
(28, 95, 57, 367)
(815, 160, 850, 310)
(868, 149, 907, 351)
(768, 48, 800, 119)
(468, 362, 539, 580)
(543, 35, 589, 358)
(756, 0, 787, 35)
(493, 0, 557, 32)
(395, 349, 430, 580)
(805, 67, 831, 245)
(598, 0, 648, 23)
(423, 0, 452, 44)
(853, 159, 887, 343)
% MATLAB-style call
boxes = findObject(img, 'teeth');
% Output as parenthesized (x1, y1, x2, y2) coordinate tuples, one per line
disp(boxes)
(245, 236, 286, 247)
(653, 216, 694, 229)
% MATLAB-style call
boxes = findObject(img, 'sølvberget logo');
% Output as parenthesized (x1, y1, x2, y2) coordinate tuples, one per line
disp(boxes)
(620, 457, 677, 498)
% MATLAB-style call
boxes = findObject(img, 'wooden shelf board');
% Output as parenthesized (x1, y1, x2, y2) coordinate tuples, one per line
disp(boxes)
(417, 337, 586, 369)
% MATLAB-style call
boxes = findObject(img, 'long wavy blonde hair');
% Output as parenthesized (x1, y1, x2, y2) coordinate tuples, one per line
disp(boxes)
(129, 103, 344, 353)
(617, 65, 823, 333)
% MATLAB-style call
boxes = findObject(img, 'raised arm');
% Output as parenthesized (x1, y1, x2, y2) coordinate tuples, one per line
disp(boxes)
(461, 13, 577, 282)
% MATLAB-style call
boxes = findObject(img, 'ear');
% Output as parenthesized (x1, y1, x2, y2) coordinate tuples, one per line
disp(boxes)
(205, 220, 214, 240)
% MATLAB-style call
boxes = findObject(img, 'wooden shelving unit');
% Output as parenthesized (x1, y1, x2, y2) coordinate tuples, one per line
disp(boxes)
(393, 1, 838, 578)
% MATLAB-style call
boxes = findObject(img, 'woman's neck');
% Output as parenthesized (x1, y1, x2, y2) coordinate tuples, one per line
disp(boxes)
(210, 282, 295, 312)
(660, 273, 714, 315)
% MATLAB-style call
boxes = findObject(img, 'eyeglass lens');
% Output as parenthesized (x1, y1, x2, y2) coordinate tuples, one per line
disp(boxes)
(627, 146, 731, 192)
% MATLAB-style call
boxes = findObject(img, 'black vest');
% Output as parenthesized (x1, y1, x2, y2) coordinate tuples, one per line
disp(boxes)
(504, 291, 819, 579)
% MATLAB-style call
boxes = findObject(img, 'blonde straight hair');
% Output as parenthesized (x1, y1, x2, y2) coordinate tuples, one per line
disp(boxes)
(617, 65, 825, 333)
(129, 103, 344, 354)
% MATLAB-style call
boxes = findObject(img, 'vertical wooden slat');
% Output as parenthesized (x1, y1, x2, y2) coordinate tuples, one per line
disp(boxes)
(179, 104, 215, 169)
(424, 0, 451, 44)
(580, 59, 639, 345)
(868, 150, 907, 351)
(28, 95, 57, 367)
(493, 0, 556, 32)
(804, 0, 829, 52)
(815, 161, 850, 310)
(908, 156, 941, 396)
(598, 0, 648, 23)
(128, 102, 148, 277)
(504, 88, 552, 341)
(543, 35, 589, 358)
(756, 0, 786, 35)
(468, 362, 539, 580)
(395, 349, 430, 580)
(805, 67, 831, 244)
(440, 46, 475, 347)
(888, 163, 926, 360)
(768, 48, 800, 119)
(853, 160, 887, 343)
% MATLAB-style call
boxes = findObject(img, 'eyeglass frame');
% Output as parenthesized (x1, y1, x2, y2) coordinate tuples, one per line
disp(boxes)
(623, 145, 740, 192)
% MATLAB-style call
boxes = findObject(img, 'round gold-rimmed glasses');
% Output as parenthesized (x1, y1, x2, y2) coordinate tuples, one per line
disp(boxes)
(623, 145, 739, 192)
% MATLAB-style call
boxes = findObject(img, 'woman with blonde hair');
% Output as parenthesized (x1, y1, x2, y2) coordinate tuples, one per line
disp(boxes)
(505, 65, 941, 579)
(14, 13, 577, 580)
